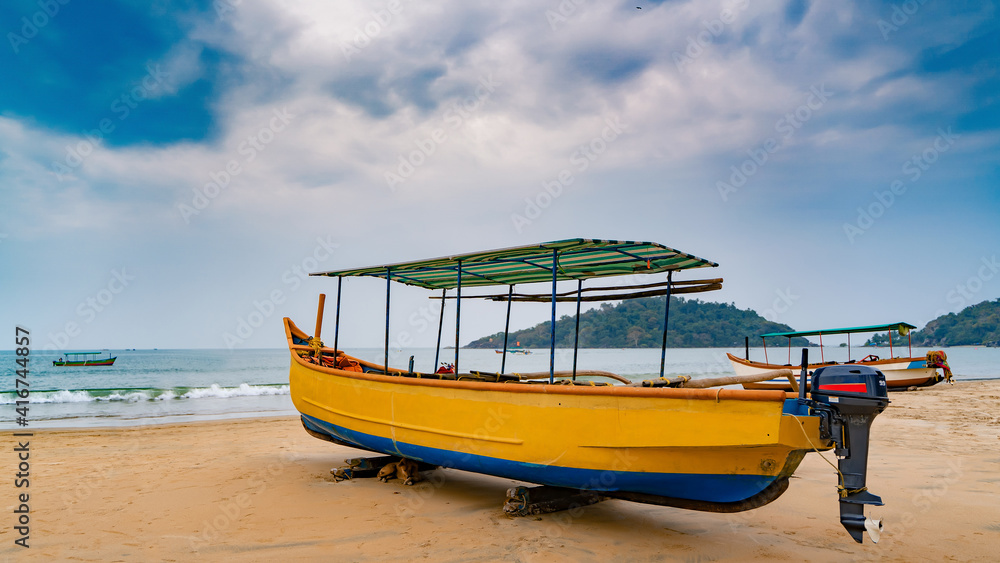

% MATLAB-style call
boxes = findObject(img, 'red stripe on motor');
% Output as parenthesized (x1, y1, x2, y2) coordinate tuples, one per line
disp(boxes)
(819, 383, 867, 392)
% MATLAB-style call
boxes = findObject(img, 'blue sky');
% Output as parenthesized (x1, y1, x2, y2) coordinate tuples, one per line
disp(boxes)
(1, 0, 998, 351)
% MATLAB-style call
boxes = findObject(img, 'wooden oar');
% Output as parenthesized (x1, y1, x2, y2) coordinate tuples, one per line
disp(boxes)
(672, 369, 795, 389)
(515, 369, 795, 388)
(514, 370, 634, 385)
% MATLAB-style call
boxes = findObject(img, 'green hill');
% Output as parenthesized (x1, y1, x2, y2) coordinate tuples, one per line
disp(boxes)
(909, 299, 1000, 347)
(465, 296, 810, 348)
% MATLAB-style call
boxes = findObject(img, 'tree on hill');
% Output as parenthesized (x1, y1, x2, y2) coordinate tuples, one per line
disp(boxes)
(864, 331, 911, 347)
(910, 298, 1000, 347)
(465, 296, 810, 348)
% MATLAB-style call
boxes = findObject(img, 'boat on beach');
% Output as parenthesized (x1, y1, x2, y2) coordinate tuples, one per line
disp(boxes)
(285, 239, 889, 543)
(52, 351, 117, 367)
(728, 323, 953, 391)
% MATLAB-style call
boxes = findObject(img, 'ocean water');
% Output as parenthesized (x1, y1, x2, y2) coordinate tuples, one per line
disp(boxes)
(2, 345, 997, 429)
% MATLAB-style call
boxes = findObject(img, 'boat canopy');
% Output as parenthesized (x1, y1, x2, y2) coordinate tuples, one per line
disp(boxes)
(64, 351, 107, 356)
(760, 322, 917, 339)
(310, 239, 717, 289)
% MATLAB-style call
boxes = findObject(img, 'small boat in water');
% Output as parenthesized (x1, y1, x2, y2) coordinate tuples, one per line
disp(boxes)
(495, 348, 531, 355)
(53, 351, 117, 367)
(729, 322, 953, 391)
(286, 239, 889, 543)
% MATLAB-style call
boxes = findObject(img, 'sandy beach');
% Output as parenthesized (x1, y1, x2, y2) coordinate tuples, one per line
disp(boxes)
(4, 380, 999, 562)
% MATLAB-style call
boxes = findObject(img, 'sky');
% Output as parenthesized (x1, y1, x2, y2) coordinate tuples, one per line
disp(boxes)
(1, 0, 998, 352)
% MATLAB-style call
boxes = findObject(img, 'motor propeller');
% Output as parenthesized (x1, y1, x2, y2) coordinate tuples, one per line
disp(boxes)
(865, 517, 883, 544)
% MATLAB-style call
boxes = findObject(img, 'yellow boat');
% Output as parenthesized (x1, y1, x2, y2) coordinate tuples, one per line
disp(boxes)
(286, 239, 889, 543)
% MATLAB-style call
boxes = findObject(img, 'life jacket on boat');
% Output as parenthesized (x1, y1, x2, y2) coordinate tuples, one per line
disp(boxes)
(435, 363, 455, 374)
(318, 353, 362, 372)
(335, 356, 363, 372)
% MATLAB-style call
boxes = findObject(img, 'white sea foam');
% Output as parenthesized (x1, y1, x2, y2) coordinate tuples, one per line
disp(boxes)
(181, 383, 290, 399)
(102, 391, 152, 403)
(30, 390, 96, 404)
(0, 384, 289, 404)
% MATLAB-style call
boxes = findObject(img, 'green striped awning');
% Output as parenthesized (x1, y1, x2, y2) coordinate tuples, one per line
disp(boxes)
(760, 322, 917, 339)
(310, 239, 718, 290)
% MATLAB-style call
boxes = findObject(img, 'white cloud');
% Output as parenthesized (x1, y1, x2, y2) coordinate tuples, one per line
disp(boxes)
(3, 0, 998, 347)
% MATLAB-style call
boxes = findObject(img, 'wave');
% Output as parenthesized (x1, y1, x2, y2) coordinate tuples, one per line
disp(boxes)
(0, 383, 290, 405)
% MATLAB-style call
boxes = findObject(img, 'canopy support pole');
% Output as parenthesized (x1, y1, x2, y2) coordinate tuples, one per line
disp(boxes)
(433, 288, 445, 372)
(549, 250, 557, 384)
(787, 337, 791, 365)
(798, 348, 809, 401)
(572, 279, 582, 381)
(847, 333, 851, 361)
(763, 336, 768, 364)
(384, 269, 391, 374)
(658, 271, 673, 379)
(888, 329, 893, 358)
(908, 332, 912, 357)
(819, 333, 824, 362)
(501, 285, 513, 374)
(333, 277, 342, 355)
(455, 260, 462, 375)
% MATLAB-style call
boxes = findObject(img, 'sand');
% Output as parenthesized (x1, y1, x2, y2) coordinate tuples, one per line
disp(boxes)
(3, 381, 999, 562)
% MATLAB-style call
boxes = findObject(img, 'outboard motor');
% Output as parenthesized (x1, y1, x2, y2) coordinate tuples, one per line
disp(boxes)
(808, 364, 890, 543)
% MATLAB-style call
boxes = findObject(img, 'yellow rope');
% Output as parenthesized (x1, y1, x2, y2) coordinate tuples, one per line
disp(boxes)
(789, 415, 865, 498)
(308, 337, 324, 356)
